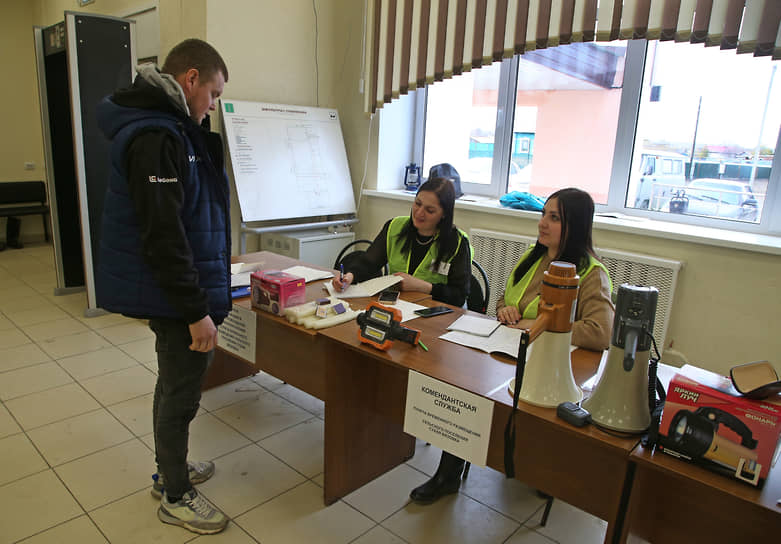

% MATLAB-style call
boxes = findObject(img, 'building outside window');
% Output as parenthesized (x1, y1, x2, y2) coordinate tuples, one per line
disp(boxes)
(416, 39, 780, 234)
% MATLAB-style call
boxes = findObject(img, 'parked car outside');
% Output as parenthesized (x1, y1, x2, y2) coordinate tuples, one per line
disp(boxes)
(669, 179, 759, 221)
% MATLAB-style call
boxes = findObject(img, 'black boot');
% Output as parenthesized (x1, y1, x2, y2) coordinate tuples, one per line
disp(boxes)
(410, 451, 466, 504)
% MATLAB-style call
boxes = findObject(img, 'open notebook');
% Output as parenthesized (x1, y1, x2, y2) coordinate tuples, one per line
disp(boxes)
(325, 275, 402, 298)
(446, 315, 501, 337)
(440, 325, 522, 358)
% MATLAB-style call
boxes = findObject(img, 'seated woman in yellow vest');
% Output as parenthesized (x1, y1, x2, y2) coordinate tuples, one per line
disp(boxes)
(410, 187, 614, 505)
(496, 187, 613, 350)
(332, 177, 471, 306)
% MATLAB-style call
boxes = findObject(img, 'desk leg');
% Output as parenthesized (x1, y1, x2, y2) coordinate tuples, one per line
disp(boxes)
(609, 462, 635, 544)
(323, 341, 415, 504)
(487, 402, 634, 544)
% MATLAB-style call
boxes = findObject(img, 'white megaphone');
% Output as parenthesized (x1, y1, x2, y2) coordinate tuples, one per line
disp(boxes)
(582, 284, 658, 433)
(512, 261, 583, 407)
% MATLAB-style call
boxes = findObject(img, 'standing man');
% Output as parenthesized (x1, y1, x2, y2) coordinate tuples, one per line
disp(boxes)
(96, 39, 230, 535)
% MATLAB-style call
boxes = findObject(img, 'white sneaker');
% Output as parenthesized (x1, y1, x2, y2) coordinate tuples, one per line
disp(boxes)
(151, 460, 215, 499)
(158, 488, 228, 534)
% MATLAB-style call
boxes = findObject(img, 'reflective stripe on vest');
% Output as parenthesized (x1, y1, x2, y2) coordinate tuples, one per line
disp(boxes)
(504, 246, 610, 319)
(385, 216, 469, 285)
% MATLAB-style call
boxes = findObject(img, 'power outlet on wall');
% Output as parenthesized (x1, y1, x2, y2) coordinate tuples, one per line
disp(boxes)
(24, 162, 35, 171)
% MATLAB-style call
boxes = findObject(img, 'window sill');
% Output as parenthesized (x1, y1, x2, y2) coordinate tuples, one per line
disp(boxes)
(362, 189, 781, 256)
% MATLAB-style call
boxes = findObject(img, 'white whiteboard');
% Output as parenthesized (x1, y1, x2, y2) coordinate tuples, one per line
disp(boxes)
(220, 99, 356, 223)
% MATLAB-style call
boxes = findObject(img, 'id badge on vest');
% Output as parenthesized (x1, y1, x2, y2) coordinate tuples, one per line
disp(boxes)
(430, 261, 450, 275)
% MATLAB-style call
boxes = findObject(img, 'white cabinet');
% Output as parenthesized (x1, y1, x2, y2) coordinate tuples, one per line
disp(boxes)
(259, 230, 355, 269)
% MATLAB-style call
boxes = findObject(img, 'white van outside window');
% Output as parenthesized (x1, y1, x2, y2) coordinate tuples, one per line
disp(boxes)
(631, 151, 687, 210)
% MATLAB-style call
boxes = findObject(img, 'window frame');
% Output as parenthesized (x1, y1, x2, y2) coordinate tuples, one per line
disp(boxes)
(412, 39, 781, 236)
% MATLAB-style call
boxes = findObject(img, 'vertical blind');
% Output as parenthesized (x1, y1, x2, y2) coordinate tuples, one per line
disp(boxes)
(365, 0, 781, 114)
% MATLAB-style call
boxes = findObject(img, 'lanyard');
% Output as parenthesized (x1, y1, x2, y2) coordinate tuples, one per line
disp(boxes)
(504, 330, 530, 478)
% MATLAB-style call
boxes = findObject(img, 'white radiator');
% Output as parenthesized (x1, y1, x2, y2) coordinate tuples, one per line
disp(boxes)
(470, 228, 682, 347)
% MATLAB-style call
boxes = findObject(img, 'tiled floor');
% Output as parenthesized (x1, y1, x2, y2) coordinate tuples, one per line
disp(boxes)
(0, 243, 609, 544)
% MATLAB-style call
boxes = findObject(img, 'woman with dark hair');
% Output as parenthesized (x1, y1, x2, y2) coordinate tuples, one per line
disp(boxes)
(496, 187, 613, 350)
(332, 177, 471, 306)
(409, 187, 614, 505)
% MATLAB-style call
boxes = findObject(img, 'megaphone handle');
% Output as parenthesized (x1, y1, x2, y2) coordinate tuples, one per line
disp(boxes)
(623, 328, 639, 371)
(527, 310, 552, 343)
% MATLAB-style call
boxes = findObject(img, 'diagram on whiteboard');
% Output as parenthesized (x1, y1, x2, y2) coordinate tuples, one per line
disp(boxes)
(221, 100, 356, 224)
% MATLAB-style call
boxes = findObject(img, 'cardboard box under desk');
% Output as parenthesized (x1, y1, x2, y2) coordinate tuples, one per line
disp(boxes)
(658, 364, 781, 487)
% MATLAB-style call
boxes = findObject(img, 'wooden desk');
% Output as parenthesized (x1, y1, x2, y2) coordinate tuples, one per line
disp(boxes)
(204, 252, 328, 393)
(319, 303, 638, 542)
(206, 252, 634, 539)
(204, 251, 431, 392)
(198, 252, 781, 541)
(621, 444, 781, 543)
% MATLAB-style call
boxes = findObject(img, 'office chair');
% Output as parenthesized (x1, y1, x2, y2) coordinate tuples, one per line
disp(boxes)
(333, 239, 388, 279)
(467, 260, 490, 315)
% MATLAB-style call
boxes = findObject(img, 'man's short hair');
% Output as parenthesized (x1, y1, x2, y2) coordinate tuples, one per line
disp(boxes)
(161, 38, 229, 83)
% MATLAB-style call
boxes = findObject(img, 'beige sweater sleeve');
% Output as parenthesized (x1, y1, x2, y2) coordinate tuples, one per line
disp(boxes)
(498, 261, 615, 351)
(496, 291, 507, 314)
(571, 267, 615, 351)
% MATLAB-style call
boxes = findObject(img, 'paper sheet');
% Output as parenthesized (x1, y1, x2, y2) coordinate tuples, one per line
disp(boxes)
(439, 326, 523, 358)
(230, 262, 264, 275)
(231, 272, 252, 288)
(392, 299, 427, 322)
(446, 315, 501, 337)
(282, 265, 334, 283)
(325, 275, 402, 298)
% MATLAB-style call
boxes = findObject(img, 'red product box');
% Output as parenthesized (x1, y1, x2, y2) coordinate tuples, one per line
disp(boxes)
(658, 364, 781, 486)
(250, 270, 306, 316)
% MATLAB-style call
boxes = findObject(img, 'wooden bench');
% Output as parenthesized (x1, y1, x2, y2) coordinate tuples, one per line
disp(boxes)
(0, 181, 51, 248)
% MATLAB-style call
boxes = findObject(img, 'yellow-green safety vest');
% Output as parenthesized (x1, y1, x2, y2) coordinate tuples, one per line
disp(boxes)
(504, 246, 610, 319)
(385, 216, 471, 285)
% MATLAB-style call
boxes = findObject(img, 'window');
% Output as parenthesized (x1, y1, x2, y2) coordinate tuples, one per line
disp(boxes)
(422, 61, 504, 196)
(415, 40, 781, 235)
(626, 40, 780, 227)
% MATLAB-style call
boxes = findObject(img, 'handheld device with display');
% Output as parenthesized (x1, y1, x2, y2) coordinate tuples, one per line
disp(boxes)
(413, 306, 453, 318)
(357, 302, 420, 350)
(378, 289, 400, 304)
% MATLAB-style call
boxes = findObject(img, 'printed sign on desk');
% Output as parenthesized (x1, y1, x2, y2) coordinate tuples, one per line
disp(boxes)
(217, 305, 257, 363)
(404, 370, 494, 466)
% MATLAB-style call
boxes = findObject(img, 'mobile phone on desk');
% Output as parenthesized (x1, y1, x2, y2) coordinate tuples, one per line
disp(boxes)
(378, 289, 400, 305)
(414, 306, 453, 318)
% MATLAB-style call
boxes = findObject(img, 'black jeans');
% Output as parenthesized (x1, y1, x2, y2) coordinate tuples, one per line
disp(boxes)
(150, 318, 212, 498)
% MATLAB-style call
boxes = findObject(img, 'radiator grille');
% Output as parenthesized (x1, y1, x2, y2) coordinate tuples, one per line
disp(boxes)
(470, 228, 682, 346)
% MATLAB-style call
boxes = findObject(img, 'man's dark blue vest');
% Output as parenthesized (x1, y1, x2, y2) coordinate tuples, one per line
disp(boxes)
(97, 105, 231, 323)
